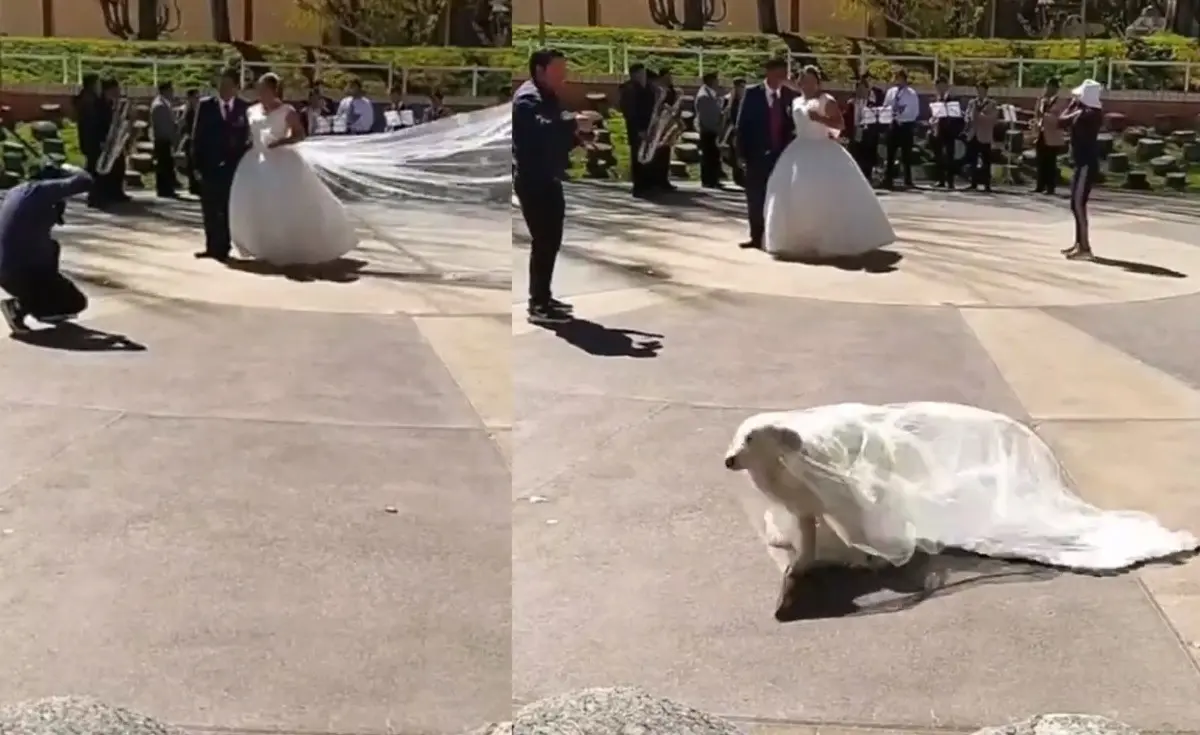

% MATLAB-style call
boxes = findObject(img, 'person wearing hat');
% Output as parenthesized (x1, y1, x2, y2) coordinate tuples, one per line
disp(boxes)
(1058, 79, 1104, 260)
(0, 163, 94, 334)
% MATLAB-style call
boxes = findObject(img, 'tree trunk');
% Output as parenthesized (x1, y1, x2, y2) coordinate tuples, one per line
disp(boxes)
(336, 0, 361, 45)
(756, 0, 779, 32)
(210, 0, 232, 41)
(244, 0, 254, 41)
(137, 0, 159, 39)
(682, 0, 706, 29)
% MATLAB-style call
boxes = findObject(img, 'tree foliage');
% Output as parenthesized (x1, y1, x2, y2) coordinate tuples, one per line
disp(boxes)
(838, 0, 985, 37)
(292, 0, 509, 46)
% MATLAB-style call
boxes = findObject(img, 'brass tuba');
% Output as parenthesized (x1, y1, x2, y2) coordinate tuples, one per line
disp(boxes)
(636, 85, 684, 165)
(96, 97, 134, 176)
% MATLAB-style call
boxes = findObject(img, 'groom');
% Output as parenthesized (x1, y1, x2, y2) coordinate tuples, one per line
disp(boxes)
(191, 68, 250, 262)
(734, 57, 797, 250)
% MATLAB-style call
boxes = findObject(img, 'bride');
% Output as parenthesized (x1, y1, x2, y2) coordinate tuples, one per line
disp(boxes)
(229, 73, 359, 266)
(763, 66, 895, 260)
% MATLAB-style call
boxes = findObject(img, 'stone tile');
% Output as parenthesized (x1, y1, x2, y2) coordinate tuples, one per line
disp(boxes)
(0, 304, 481, 428)
(962, 308, 1200, 420)
(413, 314, 511, 429)
(515, 295, 1025, 416)
(1049, 293, 1200, 393)
(0, 403, 120, 491)
(512, 404, 1200, 730)
(0, 416, 511, 733)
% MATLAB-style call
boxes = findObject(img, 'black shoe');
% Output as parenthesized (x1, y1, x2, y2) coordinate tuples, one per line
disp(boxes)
(527, 303, 571, 324)
(194, 251, 230, 263)
(1066, 247, 1094, 261)
(1, 299, 28, 335)
(548, 297, 573, 313)
(739, 239, 762, 250)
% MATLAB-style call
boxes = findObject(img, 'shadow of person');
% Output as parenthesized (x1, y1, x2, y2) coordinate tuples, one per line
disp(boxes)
(773, 551, 1061, 622)
(772, 249, 903, 274)
(544, 318, 663, 358)
(1089, 256, 1186, 279)
(11, 322, 147, 352)
(225, 257, 366, 283)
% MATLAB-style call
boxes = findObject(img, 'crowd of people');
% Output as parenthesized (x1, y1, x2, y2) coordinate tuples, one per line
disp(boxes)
(69, 71, 456, 209)
(512, 48, 1107, 325)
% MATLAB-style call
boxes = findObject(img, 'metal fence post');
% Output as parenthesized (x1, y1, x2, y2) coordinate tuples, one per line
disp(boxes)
(1016, 59, 1024, 88)
(622, 44, 630, 75)
(947, 57, 956, 86)
(1106, 59, 1114, 88)
(697, 49, 704, 79)
(932, 56, 940, 82)
(471, 68, 479, 97)
(75, 57, 83, 85)
(387, 62, 395, 91)
(1186, 62, 1193, 92)
(401, 68, 409, 96)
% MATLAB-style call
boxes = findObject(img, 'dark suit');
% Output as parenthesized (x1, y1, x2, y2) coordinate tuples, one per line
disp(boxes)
(89, 99, 127, 206)
(190, 95, 250, 258)
(930, 94, 965, 187)
(619, 80, 655, 194)
(183, 102, 201, 194)
(734, 83, 796, 246)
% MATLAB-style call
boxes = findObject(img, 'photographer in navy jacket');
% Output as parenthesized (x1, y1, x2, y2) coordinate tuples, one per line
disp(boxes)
(0, 163, 93, 334)
(513, 48, 579, 325)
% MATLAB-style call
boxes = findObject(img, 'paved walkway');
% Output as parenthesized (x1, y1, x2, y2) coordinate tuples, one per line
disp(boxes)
(513, 184, 1200, 734)
(0, 196, 510, 734)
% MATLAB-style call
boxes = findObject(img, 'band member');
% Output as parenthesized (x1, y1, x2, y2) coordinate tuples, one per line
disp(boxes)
(91, 77, 130, 208)
(514, 49, 579, 324)
(182, 89, 201, 194)
(649, 68, 678, 193)
(881, 69, 918, 190)
(386, 85, 412, 129)
(964, 82, 998, 192)
(423, 91, 452, 123)
(694, 72, 724, 189)
(618, 63, 655, 197)
(722, 78, 747, 188)
(929, 76, 964, 189)
(843, 76, 880, 183)
(1059, 80, 1104, 260)
(734, 57, 796, 249)
(0, 164, 94, 335)
(1033, 76, 1066, 195)
(73, 74, 102, 198)
(150, 81, 180, 198)
(337, 78, 375, 134)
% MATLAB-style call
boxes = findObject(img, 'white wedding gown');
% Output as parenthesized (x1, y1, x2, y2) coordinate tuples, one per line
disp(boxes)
(727, 403, 1199, 572)
(229, 103, 359, 266)
(763, 95, 895, 260)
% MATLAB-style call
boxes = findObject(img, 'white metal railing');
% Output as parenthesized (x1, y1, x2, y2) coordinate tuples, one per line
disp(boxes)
(0, 53, 509, 97)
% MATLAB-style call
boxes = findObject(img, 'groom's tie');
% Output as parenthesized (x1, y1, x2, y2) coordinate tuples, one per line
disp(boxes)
(768, 90, 783, 150)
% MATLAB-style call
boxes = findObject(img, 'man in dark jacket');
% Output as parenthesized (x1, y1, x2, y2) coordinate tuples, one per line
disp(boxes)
(0, 165, 93, 334)
(513, 48, 578, 325)
(929, 76, 965, 189)
(618, 63, 654, 197)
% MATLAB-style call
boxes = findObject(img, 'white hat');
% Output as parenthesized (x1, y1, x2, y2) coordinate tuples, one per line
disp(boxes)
(1071, 79, 1103, 108)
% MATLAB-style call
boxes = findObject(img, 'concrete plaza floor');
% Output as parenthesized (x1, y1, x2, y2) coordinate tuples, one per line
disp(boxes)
(0, 196, 511, 734)
(513, 184, 1200, 734)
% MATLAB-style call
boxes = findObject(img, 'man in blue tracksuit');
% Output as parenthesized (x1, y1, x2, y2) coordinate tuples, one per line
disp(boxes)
(513, 48, 578, 324)
(0, 164, 93, 334)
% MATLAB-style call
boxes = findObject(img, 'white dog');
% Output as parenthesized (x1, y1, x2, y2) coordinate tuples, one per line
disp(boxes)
(724, 414, 888, 576)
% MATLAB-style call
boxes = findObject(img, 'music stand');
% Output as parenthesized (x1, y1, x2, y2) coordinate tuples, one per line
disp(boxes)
(998, 103, 1020, 186)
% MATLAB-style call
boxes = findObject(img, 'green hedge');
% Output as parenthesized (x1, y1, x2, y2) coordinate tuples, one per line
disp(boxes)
(514, 25, 1200, 90)
(4, 27, 1200, 93)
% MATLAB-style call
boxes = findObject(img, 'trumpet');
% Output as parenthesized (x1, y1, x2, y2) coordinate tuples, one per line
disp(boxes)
(636, 85, 684, 165)
(96, 97, 134, 176)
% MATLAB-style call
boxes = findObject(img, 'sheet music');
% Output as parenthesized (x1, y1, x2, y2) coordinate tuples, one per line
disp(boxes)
(384, 110, 402, 129)
(314, 115, 334, 135)
(929, 101, 946, 119)
(878, 107, 894, 125)
(859, 107, 879, 125)
(946, 101, 962, 118)
(332, 115, 348, 134)
(1000, 104, 1017, 123)
(400, 109, 415, 126)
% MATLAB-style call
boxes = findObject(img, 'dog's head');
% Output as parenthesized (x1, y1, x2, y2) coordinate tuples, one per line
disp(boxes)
(725, 413, 805, 472)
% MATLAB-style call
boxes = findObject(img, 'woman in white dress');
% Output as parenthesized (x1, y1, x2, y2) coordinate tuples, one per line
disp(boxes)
(229, 73, 359, 266)
(763, 66, 895, 261)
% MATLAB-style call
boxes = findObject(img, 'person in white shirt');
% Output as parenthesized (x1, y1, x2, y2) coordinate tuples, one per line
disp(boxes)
(336, 78, 375, 134)
(881, 69, 920, 189)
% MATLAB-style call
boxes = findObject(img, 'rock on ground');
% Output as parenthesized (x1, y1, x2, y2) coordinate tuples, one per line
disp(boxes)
(505, 687, 745, 734)
(973, 715, 1141, 735)
(0, 697, 184, 735)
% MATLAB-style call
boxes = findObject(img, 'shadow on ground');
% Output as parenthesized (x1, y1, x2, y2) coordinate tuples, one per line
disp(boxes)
(10, 322, 146, 352)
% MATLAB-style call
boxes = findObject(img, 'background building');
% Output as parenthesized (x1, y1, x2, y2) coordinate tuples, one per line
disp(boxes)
(512, 0, 868, 36)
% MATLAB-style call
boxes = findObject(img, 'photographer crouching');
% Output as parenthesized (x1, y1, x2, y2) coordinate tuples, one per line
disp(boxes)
(513, 48, 582, 325)
(0, 164, 94, 335)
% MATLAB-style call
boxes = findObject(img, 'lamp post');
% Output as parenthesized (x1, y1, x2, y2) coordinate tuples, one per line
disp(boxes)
(1078, 0, 1088, 67)
(537, 0, 546, 45)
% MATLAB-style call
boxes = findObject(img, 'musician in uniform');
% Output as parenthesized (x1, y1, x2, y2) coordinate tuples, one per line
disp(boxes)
(644, 68, 679, 194)
(618, 63, 654, 197)
(881, 69, 919, 190)
(843, 76, 880, 183)
(694, 72, 725, 189)
(929, 76, 965, 189)
(1032, 76, 1066, 195)
(91, 77, 130, 208)
(722, 78, 746, 188)
(150, 81, 180, 198)
(964, 81, 998, 192)
(423, 91, 452, 123)
(183, 89, 201, 195)
(74, 74, 103, 208)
